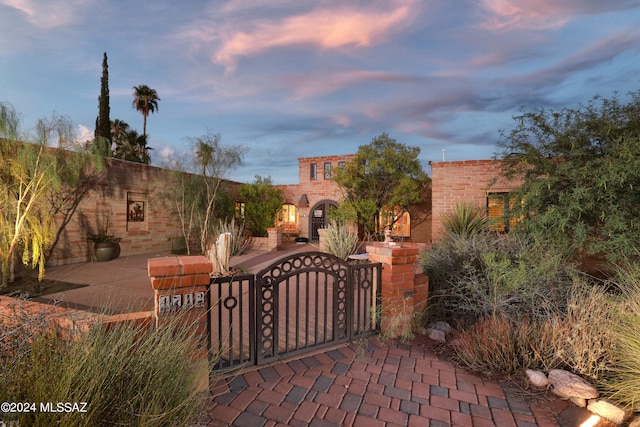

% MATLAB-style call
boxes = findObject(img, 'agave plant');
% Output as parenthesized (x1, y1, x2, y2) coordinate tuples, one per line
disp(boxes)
(440, 201, 492, 237)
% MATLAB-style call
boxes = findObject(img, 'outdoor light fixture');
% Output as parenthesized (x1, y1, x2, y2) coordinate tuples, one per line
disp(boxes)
(298, 194, 309, 207)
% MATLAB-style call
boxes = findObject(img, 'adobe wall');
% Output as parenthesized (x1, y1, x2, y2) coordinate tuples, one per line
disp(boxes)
(49, 159, 241, 266)
(48, 159, 181, 265)
(430, 159, 519, 242)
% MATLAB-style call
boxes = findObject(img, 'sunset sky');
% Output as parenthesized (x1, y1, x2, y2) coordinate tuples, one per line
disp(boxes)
(2, 0, 640, 183)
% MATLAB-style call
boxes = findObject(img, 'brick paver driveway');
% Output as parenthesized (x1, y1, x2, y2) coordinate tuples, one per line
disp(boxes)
(203, 336, 567, 427)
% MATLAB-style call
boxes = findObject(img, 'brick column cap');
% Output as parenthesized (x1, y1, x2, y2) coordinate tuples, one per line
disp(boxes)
(365, 244, 420, 257)
(148, 256, 213, 278)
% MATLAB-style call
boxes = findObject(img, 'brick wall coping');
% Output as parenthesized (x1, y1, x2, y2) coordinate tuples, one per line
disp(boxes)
(0, 295, 152, 330)
(147, 256, 212, 281)
(430, 158, 501, 167)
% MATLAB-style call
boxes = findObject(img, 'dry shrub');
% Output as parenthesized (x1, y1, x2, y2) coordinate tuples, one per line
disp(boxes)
(453, 315, 540, 376)
(1, 299, 210, 426)
(605, 263, 640, 410)
(554, 282, 617, 381)
(452, 283, 617, 381)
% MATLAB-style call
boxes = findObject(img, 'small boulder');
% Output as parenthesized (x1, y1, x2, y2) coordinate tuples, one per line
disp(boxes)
(525, 369, 549, 388)
(628, 415, 640, 427)
(427, 328, 446, 342)
(587, 399, 627, 425)
(548, 369, 599, 400)
(428, 321, 452, 334)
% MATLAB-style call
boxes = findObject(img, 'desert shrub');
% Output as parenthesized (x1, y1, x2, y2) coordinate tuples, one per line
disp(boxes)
(440, 201, 492, 237)
(452, 314, 541, 376)
(554, 282, 617, 381)
(452, 283, 617, 379)
(605, 262, 640, 410)
(421, 232, 578, 326)
(212, 217, 252, 256)
(1, 302, 209, 426)
(323, 221, 359, 261)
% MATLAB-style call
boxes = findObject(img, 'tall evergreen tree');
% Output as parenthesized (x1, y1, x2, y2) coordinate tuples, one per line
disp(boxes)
(94, 52, 111, 156)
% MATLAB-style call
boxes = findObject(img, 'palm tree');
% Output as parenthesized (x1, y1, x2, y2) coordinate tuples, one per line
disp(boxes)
(110, 119, 130, 157)
(194, 139, 215, 176)
(132, 85, 160, 138)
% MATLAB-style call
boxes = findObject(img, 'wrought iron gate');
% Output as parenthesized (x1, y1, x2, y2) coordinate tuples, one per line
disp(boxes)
(208, 252, 381, 371)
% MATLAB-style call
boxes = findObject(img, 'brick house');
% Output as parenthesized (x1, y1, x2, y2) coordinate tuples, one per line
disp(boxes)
(430, 159, 521, 243)
(274, 155, 431, 243)
(47, 153, 433, 266)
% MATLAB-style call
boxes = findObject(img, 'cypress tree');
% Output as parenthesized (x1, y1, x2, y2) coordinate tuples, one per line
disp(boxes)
(94, 52, 111, 155)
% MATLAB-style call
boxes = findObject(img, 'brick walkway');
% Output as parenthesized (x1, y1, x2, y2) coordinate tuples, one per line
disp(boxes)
(203, 337, 567, 426)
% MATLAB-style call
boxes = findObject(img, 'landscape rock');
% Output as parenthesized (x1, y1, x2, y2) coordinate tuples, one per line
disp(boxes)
(428, 321, 452, 334)
(427, 328, 446, 342)
(525, 369, 549, 388)
(587, 399, 627, 425)
(548, 369, 599, 400)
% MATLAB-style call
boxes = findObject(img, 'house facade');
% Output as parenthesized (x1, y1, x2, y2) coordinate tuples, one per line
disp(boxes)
(275, 154, 431, 243)
(47, 153, 434, 267)
(430, 159, 521, 242)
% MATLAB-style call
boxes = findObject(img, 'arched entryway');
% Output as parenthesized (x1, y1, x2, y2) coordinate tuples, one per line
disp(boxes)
(309, 200, 338, 241)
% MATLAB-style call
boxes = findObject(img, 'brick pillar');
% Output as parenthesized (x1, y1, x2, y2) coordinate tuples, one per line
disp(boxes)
(267, 227, 282, 251)
(147, 256, 212, 356)
(366, 244, 420, 338)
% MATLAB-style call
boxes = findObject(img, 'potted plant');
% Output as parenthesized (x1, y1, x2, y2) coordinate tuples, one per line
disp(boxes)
(88, 229, 121, 262)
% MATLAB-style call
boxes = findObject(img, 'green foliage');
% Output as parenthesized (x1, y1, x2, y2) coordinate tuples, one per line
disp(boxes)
(0, 103, 103, 287)
(111, 119, 152, 164)
(0, 305, 209, 426)
(440, 201, 492, 237)
(238, 175, 284, 237)
(420, 232, 577, 326)
(322, 221, 359, 260)
(160, 133, 244, 255)
(496, 90, 640, 262)
(94, 52, 112, 156)
(132, 84, 160, 138)
(333, 133, 430, 235)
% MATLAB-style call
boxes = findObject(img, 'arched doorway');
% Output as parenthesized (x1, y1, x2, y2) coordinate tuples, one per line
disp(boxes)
(309, 200, 338, 241)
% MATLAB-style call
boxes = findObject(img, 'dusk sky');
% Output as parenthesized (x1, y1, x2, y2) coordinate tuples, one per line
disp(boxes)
(2, 0, 640, 184)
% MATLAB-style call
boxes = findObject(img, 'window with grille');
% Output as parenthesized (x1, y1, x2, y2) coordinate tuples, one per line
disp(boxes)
(487, 193, 517, 232)
(310, 163, 317, 180)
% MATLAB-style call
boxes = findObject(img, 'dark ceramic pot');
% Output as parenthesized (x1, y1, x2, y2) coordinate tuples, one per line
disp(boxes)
(94, 242, 116, 262)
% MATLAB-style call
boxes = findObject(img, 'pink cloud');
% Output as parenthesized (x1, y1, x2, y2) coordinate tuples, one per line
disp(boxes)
(1, 0, 85, 28)
(214, 1, 416, 71)
(478, 0, 573, 31)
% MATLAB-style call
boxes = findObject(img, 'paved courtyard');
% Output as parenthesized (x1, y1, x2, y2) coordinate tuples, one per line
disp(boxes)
(203, 337, 578, 427)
